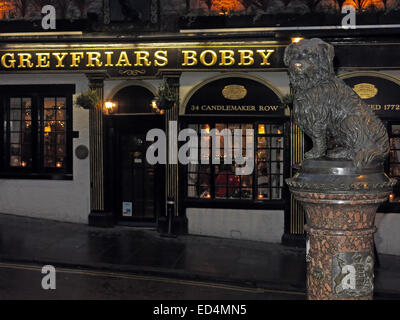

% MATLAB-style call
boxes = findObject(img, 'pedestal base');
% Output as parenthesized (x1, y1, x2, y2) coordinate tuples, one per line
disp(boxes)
(287, 159, 395, 300)
(307, 226, 375, 299)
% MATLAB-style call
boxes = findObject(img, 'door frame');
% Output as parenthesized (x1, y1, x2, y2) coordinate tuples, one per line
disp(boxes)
(104, 114, 165, 227)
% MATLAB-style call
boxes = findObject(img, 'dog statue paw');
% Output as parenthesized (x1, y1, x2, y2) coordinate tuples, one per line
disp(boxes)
(305, 148, 326, 160)
(327, 148, 353, 160)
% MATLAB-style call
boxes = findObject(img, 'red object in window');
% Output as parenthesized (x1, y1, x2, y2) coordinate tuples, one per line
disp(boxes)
(215, 170, 240, 198)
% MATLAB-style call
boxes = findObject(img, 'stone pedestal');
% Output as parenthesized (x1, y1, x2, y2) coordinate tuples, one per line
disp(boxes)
(286, 159, 396, 300)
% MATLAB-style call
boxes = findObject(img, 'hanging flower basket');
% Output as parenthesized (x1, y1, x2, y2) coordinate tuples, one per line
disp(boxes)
(155, 80, 177, 111)
(75, 89, 100, 110)
(158, 97, 175, 110)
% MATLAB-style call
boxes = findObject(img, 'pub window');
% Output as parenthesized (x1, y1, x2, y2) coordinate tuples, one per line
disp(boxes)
(186, 121, 284, 201)
(389, 123, 400, 203)
(0, 85, 74, 179)
(9, 97, 32, 168)
(43, 97, 67, 168)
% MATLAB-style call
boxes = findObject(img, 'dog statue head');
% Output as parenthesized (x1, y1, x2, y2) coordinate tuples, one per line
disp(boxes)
(284, 38, 335, 91)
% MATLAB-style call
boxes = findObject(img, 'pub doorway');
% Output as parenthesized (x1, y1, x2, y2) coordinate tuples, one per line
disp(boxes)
(104, 83, 165, 226)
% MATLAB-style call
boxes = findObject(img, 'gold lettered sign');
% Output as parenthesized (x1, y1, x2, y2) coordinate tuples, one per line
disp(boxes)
(0, 43, 285, 77)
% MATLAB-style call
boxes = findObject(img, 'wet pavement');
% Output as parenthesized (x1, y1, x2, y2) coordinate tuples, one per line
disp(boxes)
(0, 213, 399, 299)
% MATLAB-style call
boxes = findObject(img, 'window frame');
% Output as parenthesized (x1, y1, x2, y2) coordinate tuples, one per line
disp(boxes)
(0, 85, 75, 180)
(180, 116, 291, 210)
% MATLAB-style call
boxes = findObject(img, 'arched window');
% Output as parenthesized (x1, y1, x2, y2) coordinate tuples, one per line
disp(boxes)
(182, 76, 288, 203)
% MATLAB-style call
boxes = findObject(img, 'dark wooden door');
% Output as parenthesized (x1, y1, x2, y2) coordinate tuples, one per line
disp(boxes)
(114, 116, 165, 225)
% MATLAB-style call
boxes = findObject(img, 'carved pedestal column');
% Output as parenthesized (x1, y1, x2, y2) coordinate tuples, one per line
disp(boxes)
(287, 159, 395, 300)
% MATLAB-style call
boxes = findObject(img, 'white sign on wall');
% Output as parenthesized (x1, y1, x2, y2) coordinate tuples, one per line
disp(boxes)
(122, 202, 133, 217)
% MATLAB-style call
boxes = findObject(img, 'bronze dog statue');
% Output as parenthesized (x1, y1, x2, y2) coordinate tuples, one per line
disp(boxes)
(284, 38, 389, 168)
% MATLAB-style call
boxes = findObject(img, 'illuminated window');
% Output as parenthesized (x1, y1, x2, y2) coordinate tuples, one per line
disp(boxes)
(9, 98, 32, 168)
(0, 85, 74, 179)
(43, 97, 67, 169)
(186, 122, 285, 201)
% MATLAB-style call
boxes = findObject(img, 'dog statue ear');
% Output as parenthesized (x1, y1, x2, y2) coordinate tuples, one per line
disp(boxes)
(284, 44, 293, 67)
(319, 42, 334, 62)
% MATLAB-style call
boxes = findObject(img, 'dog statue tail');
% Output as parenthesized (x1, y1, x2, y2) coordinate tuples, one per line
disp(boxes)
(353, 123, 390, 169)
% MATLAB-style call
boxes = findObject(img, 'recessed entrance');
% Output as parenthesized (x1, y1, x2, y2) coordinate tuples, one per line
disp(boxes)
(105, 84, 165, 226)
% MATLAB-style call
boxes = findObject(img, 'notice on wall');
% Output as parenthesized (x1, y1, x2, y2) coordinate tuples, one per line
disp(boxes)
(122, 202, 133, 217)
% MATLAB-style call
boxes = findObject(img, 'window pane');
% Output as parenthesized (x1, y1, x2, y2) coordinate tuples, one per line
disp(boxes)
(200, 125, 210, 163)
(45, 108, 56, 121)
(22, 98, 31, 109)
(271, 188, 282, 200)
(54, 121, 66, 132)
(10, 109, 21, 121)
(241, 175, 253, 199)
(186, 122, 283, 201)
(10, 98, 21, 109)
(215, 165, 240, 199)
(44, 97, 56, 109)
(187, 163, 211, 198)
(271, 124, 284, 135)
(392, 125, 400, 135)
(256, 123, 284, 200)
(390, 163, 400, 176)
(9, 120, 21, 132)
(56, 108, 66, 120)
(57, 97, 66, 109)
(390, 148, 400, 163)
(257, 161, 269, 199)
(228, 123, 240, 130)
(271, 137, 283, 148)
(258, 124, 270, 135)
(241, 188, 252, 199)
(258, 137, 268, 148)
(257, 149, 269, 161)
(10, 132, 20, 144)
(56, 98, 66, 120)
(42, 97, 67, 168)
(199, 170, 211, 199)
(8, 97, 32, 168)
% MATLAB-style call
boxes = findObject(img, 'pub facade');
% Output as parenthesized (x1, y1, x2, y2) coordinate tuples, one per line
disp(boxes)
(0, 0, 400, 256)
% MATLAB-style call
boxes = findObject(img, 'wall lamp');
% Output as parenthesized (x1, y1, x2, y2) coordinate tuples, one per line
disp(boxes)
(104, 101, 117, 115)
(151, 97, 165, 114)
(291, 36, 304, 44)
